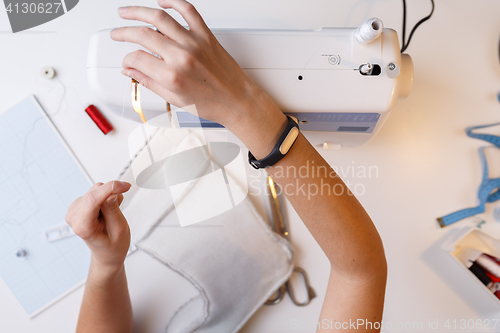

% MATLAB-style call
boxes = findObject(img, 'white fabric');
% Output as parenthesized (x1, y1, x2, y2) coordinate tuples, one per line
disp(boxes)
(121, 127, 294, 333)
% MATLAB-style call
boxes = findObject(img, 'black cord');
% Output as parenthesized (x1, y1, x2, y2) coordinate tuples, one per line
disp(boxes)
(401, 0, 435, 53)
(402, 0, 407, 53)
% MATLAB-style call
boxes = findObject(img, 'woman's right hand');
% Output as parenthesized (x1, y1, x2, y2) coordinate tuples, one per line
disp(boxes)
(65, 181, 132, 273)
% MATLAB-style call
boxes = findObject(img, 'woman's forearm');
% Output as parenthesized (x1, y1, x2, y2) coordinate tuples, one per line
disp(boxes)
(269, 134, 386, 278)
(229, 92, 386, 279)
(232, 96, 387, 331)
(76, 259, 133, 333)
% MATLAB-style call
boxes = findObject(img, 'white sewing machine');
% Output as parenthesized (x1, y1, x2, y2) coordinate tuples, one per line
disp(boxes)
(87, 18, 413, 149)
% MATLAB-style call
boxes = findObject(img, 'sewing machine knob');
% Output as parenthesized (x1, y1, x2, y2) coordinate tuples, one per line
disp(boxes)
(359, 63, 373, 75)
(398, 54, 414, 99)
(328, 55, 340, 65)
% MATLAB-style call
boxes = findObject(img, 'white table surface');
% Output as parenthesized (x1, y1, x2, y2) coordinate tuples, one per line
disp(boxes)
(2, 0, 500, 332)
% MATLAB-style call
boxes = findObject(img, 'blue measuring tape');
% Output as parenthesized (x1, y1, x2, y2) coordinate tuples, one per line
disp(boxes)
(437, 123, 500, 227)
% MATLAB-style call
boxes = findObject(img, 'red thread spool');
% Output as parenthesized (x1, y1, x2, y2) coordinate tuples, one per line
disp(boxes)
(85, 105, 113, 135)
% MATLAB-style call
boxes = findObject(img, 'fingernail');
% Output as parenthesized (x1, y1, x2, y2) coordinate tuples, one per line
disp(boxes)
(110, 28, 117, 36)
(120, 181, 131, 188)
(118, 6, 128, 14)
(121, 69, 130, 77)
(106, 194, 117, 204)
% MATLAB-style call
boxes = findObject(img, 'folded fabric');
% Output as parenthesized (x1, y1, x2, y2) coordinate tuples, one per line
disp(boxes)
(121, 123, 294, 333)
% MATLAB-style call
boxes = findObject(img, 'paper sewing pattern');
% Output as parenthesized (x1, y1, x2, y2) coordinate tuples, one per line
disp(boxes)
(0, 96, 92, 317)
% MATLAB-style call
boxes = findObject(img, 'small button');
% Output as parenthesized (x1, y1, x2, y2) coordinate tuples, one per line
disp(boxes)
(328, 55, 340, 65)
(16, 249, 27, 258)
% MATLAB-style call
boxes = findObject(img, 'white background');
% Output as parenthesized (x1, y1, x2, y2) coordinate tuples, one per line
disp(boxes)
(1, 0, 500, 332)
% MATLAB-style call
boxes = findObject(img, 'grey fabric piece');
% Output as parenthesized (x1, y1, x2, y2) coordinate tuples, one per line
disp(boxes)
(121, 128, 294, 333)
(137, 191, 294, 333)
(166, 295, 207, 333)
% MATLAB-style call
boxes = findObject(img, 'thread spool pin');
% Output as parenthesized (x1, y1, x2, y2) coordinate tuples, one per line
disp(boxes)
(354, 17, 383, 45)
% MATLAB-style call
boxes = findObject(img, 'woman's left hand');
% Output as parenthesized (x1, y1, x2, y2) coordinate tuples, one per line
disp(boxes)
(110, 0, 267, 131)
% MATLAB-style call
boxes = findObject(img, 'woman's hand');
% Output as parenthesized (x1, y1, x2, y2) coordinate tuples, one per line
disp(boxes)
(110, 0, 288, 159)
(65, 181, 132, 273)
(110, 0, 260, 130)
(69, 181, 134, 333)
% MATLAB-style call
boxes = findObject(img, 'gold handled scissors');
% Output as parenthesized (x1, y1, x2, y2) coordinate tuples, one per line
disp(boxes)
(265, 175, 316, 306)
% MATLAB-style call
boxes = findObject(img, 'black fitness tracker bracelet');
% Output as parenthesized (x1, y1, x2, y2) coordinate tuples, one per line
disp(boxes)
(248, 115, 300, 169)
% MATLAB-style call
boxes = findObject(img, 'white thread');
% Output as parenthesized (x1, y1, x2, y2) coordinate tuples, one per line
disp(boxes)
(354, 18, 383, 44)
(116, 80, 129, 179)
(37, 67, 87, 117)
(40, 67, 55, 80)
(476, 254, 500, 278)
